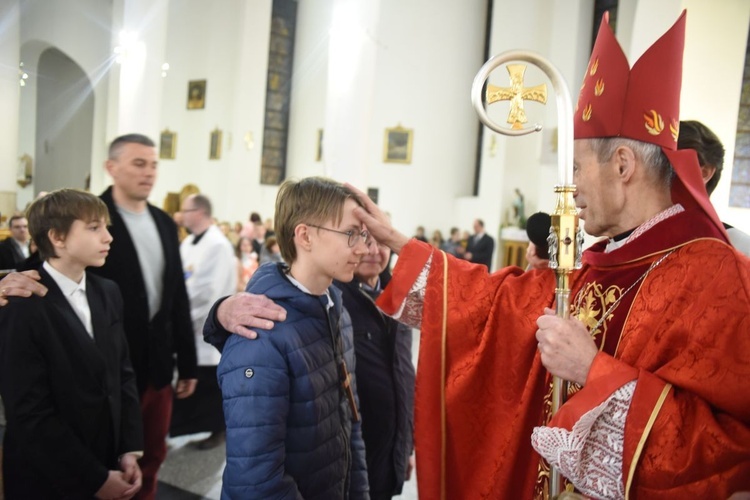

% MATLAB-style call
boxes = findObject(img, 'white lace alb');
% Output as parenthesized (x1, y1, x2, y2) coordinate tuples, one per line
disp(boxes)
(531, 380, 636, 500)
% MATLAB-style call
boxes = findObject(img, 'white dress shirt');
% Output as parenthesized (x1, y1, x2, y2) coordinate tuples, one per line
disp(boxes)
(43, 261, 93, 338)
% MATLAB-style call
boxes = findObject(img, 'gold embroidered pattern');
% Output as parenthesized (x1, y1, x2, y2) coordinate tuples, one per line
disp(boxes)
(669, 119, 679, 142)
(594, 78, 605, 96)
(589, 58, 599, 76)
(582, 103, 593, 122)
(644, 110, 664, 135)
(573, 281, 623, 340)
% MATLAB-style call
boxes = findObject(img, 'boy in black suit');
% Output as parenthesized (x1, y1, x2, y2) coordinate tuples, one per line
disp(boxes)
(0, 189, 144, 499)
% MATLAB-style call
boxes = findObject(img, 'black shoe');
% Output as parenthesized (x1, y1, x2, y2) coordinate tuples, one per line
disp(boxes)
(193, 431, 226, 450)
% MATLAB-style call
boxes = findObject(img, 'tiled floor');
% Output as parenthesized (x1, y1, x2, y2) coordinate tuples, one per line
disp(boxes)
(157, 432, 419, 499)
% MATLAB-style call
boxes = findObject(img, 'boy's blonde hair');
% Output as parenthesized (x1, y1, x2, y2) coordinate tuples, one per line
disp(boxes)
(26, 189, 110, 261)
(274, 177, 363, 263)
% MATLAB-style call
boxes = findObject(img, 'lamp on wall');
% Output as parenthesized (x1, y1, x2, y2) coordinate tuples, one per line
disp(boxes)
(19, 62, 28, 87)
(17, 154, 32, 188)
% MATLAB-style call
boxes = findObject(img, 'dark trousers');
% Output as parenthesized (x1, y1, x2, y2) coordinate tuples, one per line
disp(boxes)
(170, 366, 224, 437)
(135, 384, 173, 500)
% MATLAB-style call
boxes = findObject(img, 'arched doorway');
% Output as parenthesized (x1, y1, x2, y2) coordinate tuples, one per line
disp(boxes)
(34, 47, 94, 194)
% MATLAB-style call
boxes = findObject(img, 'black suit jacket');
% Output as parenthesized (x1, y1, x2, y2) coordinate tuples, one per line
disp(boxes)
(91, 187, 197, 392)
(0, 268, 143, 498)
(467, 232, 495, 271)
(0, 237, 26, 270)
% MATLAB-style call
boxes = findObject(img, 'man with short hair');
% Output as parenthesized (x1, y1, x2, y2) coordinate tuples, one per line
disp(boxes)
(440, 227, 464, 257)
(337, 238, 415, 499)
(464, 218, 494, 270)
(0, 215, 31, 270)
(170, 193, 236, 450)
(96, 134, 198, 499)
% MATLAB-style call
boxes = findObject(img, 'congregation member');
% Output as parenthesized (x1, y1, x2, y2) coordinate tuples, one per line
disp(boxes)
(339, 237, 415, 499)
(170, 194, 237, 450)
(0, 215, 30, 271)
(678, 119, 750, 256)
(235, 236, 259, 291)
(0, 189, 143, 499)
(464, 218, 494, 271)
(98, 134, 197, 499)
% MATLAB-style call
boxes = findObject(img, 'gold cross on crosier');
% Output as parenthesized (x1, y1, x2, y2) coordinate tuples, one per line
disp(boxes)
(486, 64, 548, 129)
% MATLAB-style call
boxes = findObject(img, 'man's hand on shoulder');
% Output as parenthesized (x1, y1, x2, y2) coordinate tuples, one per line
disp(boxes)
(217, 292, 287, 340)
(0, 270, 47, 306)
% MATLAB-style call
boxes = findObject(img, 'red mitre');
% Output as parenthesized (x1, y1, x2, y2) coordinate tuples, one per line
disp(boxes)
(574, 11, 729, 243)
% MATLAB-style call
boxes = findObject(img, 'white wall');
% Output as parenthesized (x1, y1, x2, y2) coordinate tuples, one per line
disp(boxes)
(286, 0, 332, 182)
(16, 0, 112, 210)
(5, 0, 749, 236)
(154, 0, 274, 224)
(286, 0, 486, 240)
(0, 0, 20, 220)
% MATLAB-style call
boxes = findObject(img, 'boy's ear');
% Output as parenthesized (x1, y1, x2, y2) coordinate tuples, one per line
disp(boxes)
(294, 224, 313, 252)
(48, 228, 66, 248)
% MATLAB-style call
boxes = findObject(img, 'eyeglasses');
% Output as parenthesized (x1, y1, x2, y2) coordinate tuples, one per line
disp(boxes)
(307, 224, 370, 247)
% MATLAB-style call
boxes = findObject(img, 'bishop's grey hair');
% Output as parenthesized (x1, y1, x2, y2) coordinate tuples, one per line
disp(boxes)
(588, 137, 673, 189)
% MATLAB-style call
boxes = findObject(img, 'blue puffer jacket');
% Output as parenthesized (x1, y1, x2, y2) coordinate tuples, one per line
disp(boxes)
(217, 263, 369, 500)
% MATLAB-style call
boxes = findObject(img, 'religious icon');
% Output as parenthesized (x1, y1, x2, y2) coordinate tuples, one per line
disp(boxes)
(209, 128, 222, 160)
(159, 129, 177, 159)
(383, 125, 413, 164)
(187, 80, 206, 110)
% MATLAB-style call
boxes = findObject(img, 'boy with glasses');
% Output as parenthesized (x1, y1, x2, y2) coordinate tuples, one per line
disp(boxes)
(215, 176, 370, 499)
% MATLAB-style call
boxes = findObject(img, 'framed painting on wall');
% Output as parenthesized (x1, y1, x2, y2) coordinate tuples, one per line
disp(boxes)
(383, 125, 413, 164)
(159, 129, 177, 159)
(187, 79, 206, 109)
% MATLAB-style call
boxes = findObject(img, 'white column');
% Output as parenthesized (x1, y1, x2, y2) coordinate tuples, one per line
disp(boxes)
(0, 0, 20, 211)
(107, 0, 170, 141)
(323, 0, 381, 187)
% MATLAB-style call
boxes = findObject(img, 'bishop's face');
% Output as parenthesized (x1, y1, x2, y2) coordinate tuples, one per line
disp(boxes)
(573, 139, 625, 238)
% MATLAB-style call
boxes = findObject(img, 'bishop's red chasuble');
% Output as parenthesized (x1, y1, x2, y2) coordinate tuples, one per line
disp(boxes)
(377, 208, 750, 499)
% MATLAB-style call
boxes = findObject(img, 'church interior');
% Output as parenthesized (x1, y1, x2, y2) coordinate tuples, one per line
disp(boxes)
(0, 0, 749, 497)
